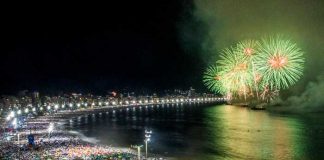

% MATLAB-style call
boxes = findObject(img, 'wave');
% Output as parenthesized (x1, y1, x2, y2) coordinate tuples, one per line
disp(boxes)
(68, 130, 100, 144)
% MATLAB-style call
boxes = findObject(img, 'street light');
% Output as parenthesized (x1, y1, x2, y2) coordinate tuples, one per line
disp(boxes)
(145, 130, 152, 134)
(48, 123, 54, 141)
(145, 129, 152, 159)
(10, 111, 15, 118)
(17, 132, 20, 159)
(24, 108, 29, 113)
(6, 111, 15, 121)
(12, 118, 17, 129)
(144, 137, 150, 159)
(14, 121, 21, 160)
(131, 145, 143, 160)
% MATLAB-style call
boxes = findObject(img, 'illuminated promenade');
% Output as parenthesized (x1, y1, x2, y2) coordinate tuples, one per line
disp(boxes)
(2, 96, 226, 122)
(0, 95, 226, 159)
(56, 96, 227, 117)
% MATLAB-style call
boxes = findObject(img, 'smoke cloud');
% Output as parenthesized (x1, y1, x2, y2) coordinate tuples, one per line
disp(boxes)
(180, 0, 324, 100)
(268, 75, 324, 112)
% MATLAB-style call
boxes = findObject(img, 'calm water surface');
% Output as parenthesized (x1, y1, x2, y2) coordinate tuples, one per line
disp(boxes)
(66, 104, 324, 159)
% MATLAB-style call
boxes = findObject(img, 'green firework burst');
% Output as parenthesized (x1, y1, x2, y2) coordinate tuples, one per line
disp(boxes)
(254, 36, 304, 90)
(217, 47, 254, 98)
(203, 36, 304, 102)
(235, 39, 260, 59)
(203, 65, 225, 94)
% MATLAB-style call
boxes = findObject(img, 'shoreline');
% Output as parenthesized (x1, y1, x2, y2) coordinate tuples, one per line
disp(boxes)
(1, 100, 223, 159)
(1, 110, 138, 159)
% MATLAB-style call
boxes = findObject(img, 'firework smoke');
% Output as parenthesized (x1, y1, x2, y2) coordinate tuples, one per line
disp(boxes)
(269, 75, 324, 112)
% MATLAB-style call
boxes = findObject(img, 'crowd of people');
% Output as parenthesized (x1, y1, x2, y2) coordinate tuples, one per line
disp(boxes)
(1, 131, 136, 159)
(0, 115, 137, 159)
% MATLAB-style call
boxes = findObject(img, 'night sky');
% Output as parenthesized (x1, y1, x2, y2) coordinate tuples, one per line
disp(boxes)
(1, 1, 324, 96)
(0, 1, 203, 94)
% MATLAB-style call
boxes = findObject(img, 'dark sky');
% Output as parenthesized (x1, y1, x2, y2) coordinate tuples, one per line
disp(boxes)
(0, 1, 204, 94)
(3, 1, 321, 96)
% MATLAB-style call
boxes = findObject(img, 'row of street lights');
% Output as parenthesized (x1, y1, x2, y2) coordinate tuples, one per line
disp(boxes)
(4, 96, 226, 120)
(132, 129, 152, 160)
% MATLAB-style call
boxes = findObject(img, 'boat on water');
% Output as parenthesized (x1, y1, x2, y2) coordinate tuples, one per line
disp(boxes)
(228, 98, 267, 110)
(250, 103, 267, 110)
(250, 106, 266, 110)
(227, 102, 249, 107)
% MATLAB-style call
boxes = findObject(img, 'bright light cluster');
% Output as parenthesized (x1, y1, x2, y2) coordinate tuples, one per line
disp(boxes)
(203, 36, 304, 101)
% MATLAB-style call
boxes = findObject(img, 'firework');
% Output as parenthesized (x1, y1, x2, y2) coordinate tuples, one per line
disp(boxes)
(203, 65, 225, 94)
(259, 85, 279, 102)
(217, 48, 254, 99)
(235, 40, 262, 97)
(236, 39, 260, 59)
(203, 36, 304, 103)
(254, 36, 304, 90)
